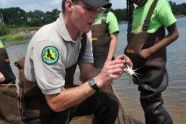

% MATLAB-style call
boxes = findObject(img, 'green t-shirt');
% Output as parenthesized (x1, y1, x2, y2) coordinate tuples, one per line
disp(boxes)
(0, 38, 5, 48)
(132, 0, 176, 33)
(93, 10, 119, 34)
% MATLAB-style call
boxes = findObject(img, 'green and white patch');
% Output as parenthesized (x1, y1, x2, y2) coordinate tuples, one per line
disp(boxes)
(41, 46, 59, 65)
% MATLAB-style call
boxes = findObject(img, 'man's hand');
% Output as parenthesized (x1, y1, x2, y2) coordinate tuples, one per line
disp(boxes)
(123, 54, 133, 66)
(95, 54, 130, 88)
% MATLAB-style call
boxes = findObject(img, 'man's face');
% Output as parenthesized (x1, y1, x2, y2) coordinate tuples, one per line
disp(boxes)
(70, 1, 99, 33)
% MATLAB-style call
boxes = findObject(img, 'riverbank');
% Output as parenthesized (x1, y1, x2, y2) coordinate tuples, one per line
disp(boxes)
(1, 26, 38, 42)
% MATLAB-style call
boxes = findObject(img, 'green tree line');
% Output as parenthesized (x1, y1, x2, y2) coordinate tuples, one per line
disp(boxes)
(0, 8, 60, 27)
(0, 1, 186, 27)
(169, 1, 186, 15)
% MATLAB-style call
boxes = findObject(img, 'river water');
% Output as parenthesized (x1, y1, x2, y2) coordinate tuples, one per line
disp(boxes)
(5, 17, 186, 124)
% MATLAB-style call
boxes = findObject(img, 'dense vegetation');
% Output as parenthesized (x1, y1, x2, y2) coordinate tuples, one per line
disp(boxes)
(0, 8, 60, 27)
(169, 2, 186, 15)
(0, 1, 185, 40)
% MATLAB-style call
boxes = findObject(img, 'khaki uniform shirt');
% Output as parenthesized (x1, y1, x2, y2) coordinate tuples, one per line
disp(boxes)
(24, 13, 94, 95)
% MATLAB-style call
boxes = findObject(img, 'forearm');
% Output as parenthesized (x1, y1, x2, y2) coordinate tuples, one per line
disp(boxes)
(107, 39, 117, 60)
(149, 36, 176, 54)
(107, 34, 118, 61)
(45, 82, 95, 112)
(148, 24, 179, 55)
(46, 73, 107, 112)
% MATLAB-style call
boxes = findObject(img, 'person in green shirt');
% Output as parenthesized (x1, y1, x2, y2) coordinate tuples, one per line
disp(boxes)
(0, 39, 6, 82)
(91, 2, 119, 69)
(124, 0, 179, 124)
(90, 3, 133, 124)
(0, 37, 16, 84)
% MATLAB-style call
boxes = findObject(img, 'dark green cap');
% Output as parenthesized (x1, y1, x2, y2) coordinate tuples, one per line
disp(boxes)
(81, 0, 111, 8)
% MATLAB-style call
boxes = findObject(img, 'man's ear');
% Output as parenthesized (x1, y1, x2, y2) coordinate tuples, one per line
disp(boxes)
(65, 0, 74, 12)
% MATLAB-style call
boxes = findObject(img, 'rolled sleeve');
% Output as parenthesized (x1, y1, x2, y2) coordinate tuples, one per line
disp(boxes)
(157, 0, 176, 27)
(107, 12, 119, 34)
(33, 40, 66, 95)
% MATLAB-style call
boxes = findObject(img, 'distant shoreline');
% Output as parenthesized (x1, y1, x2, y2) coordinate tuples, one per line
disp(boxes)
(2, 16, 186, 43)
(176, 15, 186, 18)
(119, 15, 186, 24)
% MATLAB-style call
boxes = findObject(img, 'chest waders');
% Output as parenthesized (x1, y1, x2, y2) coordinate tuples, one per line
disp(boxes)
(0, 42, 16, 84)
(124, 0, 173, 123)
(91, 12, 111, 69)
(15, 34, 87, 123)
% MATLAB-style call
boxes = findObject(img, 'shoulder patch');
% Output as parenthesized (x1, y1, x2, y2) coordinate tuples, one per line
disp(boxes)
(41, 46, 59, 65)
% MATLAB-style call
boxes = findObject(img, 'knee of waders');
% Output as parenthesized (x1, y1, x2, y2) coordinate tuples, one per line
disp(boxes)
(93, 92, 119, 124)
(95, 92, 119, 117)
(140, 93, 163, 110)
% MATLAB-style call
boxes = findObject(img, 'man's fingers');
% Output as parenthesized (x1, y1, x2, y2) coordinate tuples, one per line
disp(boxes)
(116, 54, 125, 60)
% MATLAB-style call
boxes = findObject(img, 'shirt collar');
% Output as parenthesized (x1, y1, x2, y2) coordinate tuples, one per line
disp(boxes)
(56, 13, 83, 42)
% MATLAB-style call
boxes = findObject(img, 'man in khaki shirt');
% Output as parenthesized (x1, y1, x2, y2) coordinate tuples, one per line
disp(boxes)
(24, 0, 131, 123)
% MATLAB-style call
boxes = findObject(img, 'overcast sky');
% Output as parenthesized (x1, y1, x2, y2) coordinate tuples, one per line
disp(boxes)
(0, 0, 185, 12)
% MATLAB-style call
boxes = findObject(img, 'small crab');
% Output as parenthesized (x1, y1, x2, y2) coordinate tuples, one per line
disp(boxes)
(123, 64, 139, 77)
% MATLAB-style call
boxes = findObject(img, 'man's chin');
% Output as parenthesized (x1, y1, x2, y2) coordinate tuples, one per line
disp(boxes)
(82, 28, 91, 33)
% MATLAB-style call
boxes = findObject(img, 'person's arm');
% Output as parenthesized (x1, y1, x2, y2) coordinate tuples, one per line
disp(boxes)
(0, 72, 5, 83)
(106, 33, 118, 61)
(45, 81, 95, 112)
(106, 11, 119, 61)
(44, 55, 127, 112)
(141, 0, 179, 58)
(141, 23, 179, 58)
